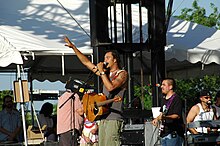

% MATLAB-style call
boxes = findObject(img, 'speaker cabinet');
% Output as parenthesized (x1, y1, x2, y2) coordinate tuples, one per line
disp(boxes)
(121, 130, 144, 145)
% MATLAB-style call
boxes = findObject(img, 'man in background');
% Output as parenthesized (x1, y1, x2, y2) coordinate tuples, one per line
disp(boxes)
(187, 90, 217, 134)
(212, 90, 220, 119)
(186, 90, 217, 146)
(152, 78, 184, 146)
(0, 95, 21, 143)
(57, 89, 84, 146)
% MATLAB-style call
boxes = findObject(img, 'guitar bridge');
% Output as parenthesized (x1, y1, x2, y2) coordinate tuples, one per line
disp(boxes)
(94, 102, 98, 115)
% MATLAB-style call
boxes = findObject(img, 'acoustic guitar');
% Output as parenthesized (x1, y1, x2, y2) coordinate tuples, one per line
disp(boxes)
(82, 92, 122, 122)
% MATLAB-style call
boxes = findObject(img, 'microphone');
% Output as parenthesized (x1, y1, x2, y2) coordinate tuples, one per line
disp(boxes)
(103, 62, 109, 69)
(207, 100, 212, 105)
(156, 83, 161, 87)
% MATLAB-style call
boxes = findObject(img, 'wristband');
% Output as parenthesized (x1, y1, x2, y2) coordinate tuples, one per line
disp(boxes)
(100, 71, 105, 75)
(94, 69, 99, 74)
(92, 66, 97, 70)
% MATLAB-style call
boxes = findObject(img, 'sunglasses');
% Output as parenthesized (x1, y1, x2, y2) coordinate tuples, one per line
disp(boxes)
(203, 96, 211, 99)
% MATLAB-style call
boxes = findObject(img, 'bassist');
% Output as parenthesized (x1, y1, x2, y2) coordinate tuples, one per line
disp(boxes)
(152, 78, 184, 146)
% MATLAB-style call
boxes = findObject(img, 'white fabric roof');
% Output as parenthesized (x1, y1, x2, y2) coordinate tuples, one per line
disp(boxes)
(167, 17, 220, 64)
(140, 17, 220, 65)
(0, 0, 220, 81)
(133, 17, 220, 79)
(0, 0, 93, 82)
(0, 34, 23, 67)
(0, 1, 149, 82)
(0, 0, 92, 66)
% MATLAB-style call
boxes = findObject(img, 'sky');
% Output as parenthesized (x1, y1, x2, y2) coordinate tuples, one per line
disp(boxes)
(172, 0, 219, 16)
(0, 0, 219, 91)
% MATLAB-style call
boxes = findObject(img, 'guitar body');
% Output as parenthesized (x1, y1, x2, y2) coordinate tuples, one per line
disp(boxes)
(82, 93, 109, 122)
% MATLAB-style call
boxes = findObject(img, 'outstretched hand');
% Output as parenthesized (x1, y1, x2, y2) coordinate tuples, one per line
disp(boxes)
(64, 36, 75, 48)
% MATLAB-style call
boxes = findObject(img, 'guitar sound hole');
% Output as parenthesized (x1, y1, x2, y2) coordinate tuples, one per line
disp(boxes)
(94, 102, 98, 115)
(94, 108, 98, 115)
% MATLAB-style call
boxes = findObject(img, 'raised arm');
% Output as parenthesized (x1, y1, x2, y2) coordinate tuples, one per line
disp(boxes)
(64, 36, 98, 74)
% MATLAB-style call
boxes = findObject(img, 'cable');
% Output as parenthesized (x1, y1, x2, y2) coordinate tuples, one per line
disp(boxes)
(120, 3, 125, 43)
(152, 122, 161, 146)
(165, 0, 174, 32)
(171, 0, 186, 16)
(56, 0, 90, 38)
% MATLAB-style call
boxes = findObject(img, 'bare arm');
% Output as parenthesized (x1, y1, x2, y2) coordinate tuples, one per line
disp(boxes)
(99, 68, 128, 92)
(64, 36, 97, 72)
(163, 114, 180, 120)
(152, 112, 163, 126)
(64, 36, 128, 92)
(187, 105, 199, 134)
(76, 107, 84, 116)
(213, 106, 218, 120)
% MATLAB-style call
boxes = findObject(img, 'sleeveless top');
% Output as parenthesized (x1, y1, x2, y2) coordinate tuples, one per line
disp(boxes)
(193, 103, 214, 133)
(102, 70, 127, 121)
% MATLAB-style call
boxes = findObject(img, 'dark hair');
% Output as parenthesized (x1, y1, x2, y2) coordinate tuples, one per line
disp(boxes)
(2, 95, 13, 109)
(39, 102, 53, 117)
(215, 90, 220, 101)
(163, 78, 176, 90)
(3, 95, 13, 103)
(199, 89, 211, 97)
(106, 50, 121, 69)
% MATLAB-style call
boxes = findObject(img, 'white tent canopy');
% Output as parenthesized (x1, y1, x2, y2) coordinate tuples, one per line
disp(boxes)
(139, 17, 220, 64)
(0, 0, 149, 82)
(1, 0, 220, 82)
(0, 0, 92, 82)
(166, 17, 220, 64)
(136, 17, 220, 79)
(0, 1, 93, 144)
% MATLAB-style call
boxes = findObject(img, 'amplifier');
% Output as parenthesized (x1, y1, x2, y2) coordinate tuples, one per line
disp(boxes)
(121, 130, 144, 145)
(121, 123, 160, 146)
(188, 133, 220, 144)
(121, 124, 145, 145)
(124, 124, 145, 131)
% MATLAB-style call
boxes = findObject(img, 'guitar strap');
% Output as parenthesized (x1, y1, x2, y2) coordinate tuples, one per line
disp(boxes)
(165, 93, 176, 113)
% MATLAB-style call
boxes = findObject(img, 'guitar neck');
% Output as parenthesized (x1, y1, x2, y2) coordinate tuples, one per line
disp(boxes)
(96, 98, 115, 107)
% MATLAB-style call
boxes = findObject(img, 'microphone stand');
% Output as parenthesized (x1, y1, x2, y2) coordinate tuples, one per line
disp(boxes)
(59, 90, 77, 146)
(59, 91, 76, 109)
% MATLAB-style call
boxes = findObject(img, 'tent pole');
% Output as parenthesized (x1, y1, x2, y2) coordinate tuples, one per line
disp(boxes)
(17, 65, 28, 146)
(29, 74, 35, 126)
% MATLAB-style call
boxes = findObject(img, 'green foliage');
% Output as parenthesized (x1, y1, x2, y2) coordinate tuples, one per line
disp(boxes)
(176, 75, 220, 111)
(53, 104, 57, 115)
(25, 111, 32, 126)
(134, 75, 220, 112)
(176, 0, 220, 29)
(134, 85, 152, 110)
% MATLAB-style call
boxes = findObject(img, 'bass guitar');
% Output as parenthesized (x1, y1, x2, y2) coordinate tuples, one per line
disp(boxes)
(158, 105, 168, 136)
(82, 92, 122, 122)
